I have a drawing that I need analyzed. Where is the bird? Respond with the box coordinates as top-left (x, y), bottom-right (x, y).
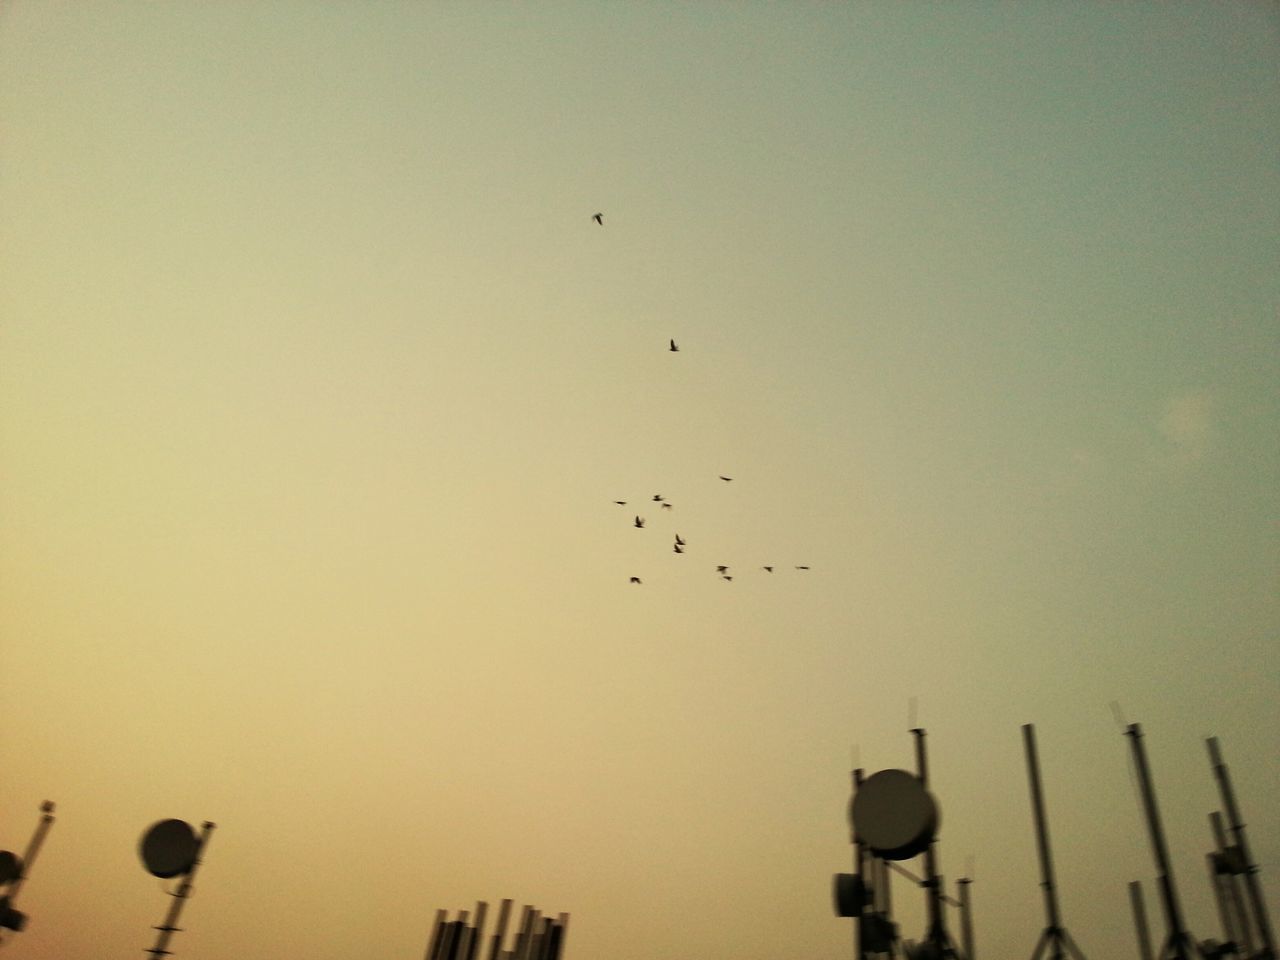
top-left (629, 576), bottom-right (642, 584)
top-left (614, 500), bottom-right (627, 505)
top-left (674, 534), bottom-right (685, 545)
top-left (653, 494), bottom-right (665, 502)
top-left (661, 502), bottom-right (673, 510)
top-left (669, 339), bottom-right (679, 352)
top-left (715, 565), bottom-right (729, 574)
top-left (634, 516), bottom-right (645, 528)
top-left (795, 565), bottom-right (810, 570)
top-left (721, 575), bottom-right (733, 582)
top-left (762, 566), bottom-right (774, 573)
top-left (718, 475), bottom-right (733, 482)
top-left (593, 213), bottom-right (603, 225)
top-left (674, 544), bottom-right (684, 554)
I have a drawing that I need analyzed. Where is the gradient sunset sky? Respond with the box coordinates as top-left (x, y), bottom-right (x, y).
top-left (1, 4), bottom-right (1277, 959)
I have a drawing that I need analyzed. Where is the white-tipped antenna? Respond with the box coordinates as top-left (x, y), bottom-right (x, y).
top-left (908, 696), bottom-right (919, 731)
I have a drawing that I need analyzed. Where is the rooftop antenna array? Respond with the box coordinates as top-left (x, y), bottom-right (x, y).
top-left (0, 800), bottom-right (56, 945)
top-left (425, 899), bottom-right (568, 960)
top-left (138, 818), bottom-right (215, 959)
top-left (1022, 724), bottom-right (1088, 960)
top-left (835, 724), bottom-right (967, 960)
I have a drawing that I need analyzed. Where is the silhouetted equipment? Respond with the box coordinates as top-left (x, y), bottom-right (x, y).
top-left (140, 820), bottom-right (200, 879)
top-left (957, 877), bottom-right (974, 960)
top-left (1130, 881), bottom-right (1155, 960)
top-left (1206, 737), bottom-right (1274, 959)
top-left (1208, 812), bottom-right (1252, 958)
top-left (1125, 724), bottom-right (1196, 960)
top-left (851, 769), bottom-right (938, 862)
top-left (139, 819), bottom-right (215, 959)
top-left (837, 729), bottom-right (962, 960)
top-left (425, 899), bottom-right (568, 960)
top-left (0, 800), bottom-right (56, 941)
top-left (1022, 724), bottom-right (1088, 960)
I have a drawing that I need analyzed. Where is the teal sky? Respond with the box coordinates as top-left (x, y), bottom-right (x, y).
top-left (1, 4), bottom-right (1277, 958)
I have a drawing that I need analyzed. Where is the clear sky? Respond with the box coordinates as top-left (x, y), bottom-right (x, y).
top-left (1, 3), bottom-right (1277, 959)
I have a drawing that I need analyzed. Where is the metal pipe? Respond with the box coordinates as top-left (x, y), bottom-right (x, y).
top-left (487, 900), bottom-right (513, 960)
top-left (1023, 725), bottom-right (1064, 940)
top-left (958, 877), bottom-right (974, 960)
top-left (425, 909), bottom-right (447, 960)
top-left (1129, 881), bottom-right (1153, 960)
top-left (1126, 724), bottom-right (1192, 960)
top-left (1208, 736), bottom-right (1275, 958)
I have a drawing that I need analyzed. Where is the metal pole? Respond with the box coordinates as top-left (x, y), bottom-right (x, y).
top-left (425, 909), bottom-right (447, 960)
top-left (958, 877), bottom-right (974, 960)
top-left (1023, 725), bottom-right (1064, 948)
top-left (145, 821), bottom-right (215, 960)
top-left (1207, 853), bottom-right (1238, 951)
top-left (1211, 812), bottom-right (1254, 957)
top-left (1208, 737), bottom-right (1275, 959)
top-left (5, 801), bottom-right (55, 903)
top-left (912, 728), bottom-right (947, 950)
top-left (1129, 881), bottom-right (1154, 960)
top-left (1126, 724), bottom-right (1192, 960)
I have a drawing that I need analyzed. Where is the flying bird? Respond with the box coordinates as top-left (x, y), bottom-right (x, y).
top-left (669, 339), bottom-right (679, 352)
top-left (795, 565), bottom-right (810, 570)
top-left (718, 476), bottom-right (733, 482)
top-left (715, 565), bottom-right (729, 574)
top-left (674, 534), bottom-right (685, 545)
top-left (762, 566), bottom-right (774, 573)
top-left (661, 502), bottom-right (673, 510)
top-left (614, 500), bottom-right (627, 505)
top-left (674, 544), bottom-right (684, 554)
top-left (593, 213), bottom-right (603, 225)
top-left (634, 516), bottom-right (645, 528)
top-left (721, 575), bottom-right (733, 582)
top-left (629, 576), bottom-right (642, 584)
top-left (653, 495), bottom-right (665, 502)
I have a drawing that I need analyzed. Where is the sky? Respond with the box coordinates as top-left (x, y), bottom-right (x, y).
top-left (1, 3), bottom-right (1277, 958)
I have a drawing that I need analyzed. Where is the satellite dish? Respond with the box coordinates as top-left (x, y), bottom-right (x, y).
top-left (0, 851), bottom-right (21, 885)
top-left (851, 768), bottom-right (939, 860)
top-left (139, 819), bottom-right (199, 878)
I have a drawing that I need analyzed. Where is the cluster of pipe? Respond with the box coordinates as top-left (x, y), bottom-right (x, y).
top-left (425, 900), bottom-right (568, 960)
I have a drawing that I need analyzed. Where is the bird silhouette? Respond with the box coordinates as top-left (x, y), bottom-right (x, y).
top-left (719, 475), bottom-right (733, 482)
top-left (674, 544), bottom-right (684, 554)
top-left (629, 576), bottom-right (642, 584)
top-left (762, 566), bottom-right (774, 573)
top-left (661, 502), bottom-right (673, 510)
top-left (634, 516), bottom-right (645, 528)
top-left (614, 500), bottom-right (627, 505)
top-left (653, 495), bottom-right (664, 502)
top-left (715, 565), bottom-right (729, 574)
top-left (593, 213), bottom-right (603, 225)
top-left (795, 565), bottom-right (810, 570)
top-left (674, 534), bottom-right (685, 545)
top-left (721, 575), bottom-right (733, 582)
top-left (669, 339), bottom-right (679, 352)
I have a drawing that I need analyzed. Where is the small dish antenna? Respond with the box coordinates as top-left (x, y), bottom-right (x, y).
top-left (139, 820), bottom-right (199, 879)
top-left (851, 768), bottom-right (939, 860)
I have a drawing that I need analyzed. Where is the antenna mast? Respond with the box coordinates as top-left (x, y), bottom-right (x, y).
top-left (1206, 737), bottom-right (1274, 959)
top-left (1022, 724), bottom-right (1087, 960)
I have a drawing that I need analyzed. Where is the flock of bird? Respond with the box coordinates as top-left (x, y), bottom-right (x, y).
top-left (595, 212), bottom-right (812, 586)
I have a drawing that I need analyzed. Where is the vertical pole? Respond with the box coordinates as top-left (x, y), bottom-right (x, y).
top-left (1023, 725), bottom-right (1064, 955)
top-left (468, 902), bottom-right (488, 960)
top-left (958, 877), bottom-right (974, 960)
top-left (913, 728), bottom-right (947, 951)
top-left (487, 900), bottom-right (513, 960)
top-left (5, 801), bottom-right (55, 903)
top-left (1126, 724), bottom-right (1191, 960)
top-left (146, 822), bottom-right (215, 960)
top-left (1207, 737), bottom-right (1275, 959)
top-left (853, 767), bottom-right (866, 960)
top-left (425, 909), bottom-right (447, 960)
top-left (1211, 812), bottom-right (1254, 957)
top-left (1129, 882), bottom-right (1154, 960)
